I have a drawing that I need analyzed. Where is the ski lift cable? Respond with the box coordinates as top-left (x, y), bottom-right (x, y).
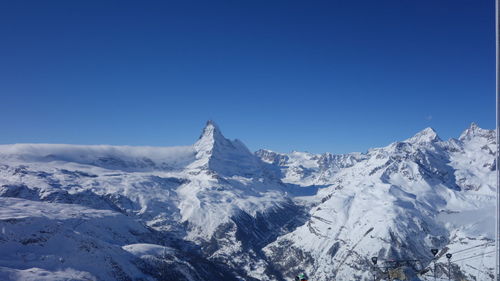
top-left (451, 247), bottom-right (494, 258)
top-left (451, 241), bottom-right (495, 255)
top-left (453, 251), bottom-right (495, 263)
top-left (453, 241), bottom-right (494, 254)
top-left (418, 242), bottom-right (494, 265)
top-left (456, 254), bottom-right (495, 264)
top-left (451, 250), bottom-right (496, 263)
top-left (478, 242), bottom-right (489, 280)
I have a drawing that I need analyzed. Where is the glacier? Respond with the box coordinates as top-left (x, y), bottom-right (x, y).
top-left (0, 121), bottom-right (495, 281)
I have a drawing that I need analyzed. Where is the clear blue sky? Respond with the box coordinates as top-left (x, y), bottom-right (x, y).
top-left (0, 0), bottom-right (494, 154)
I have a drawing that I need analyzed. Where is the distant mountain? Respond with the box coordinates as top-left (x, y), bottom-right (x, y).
top-left (0, 122), bottom-right (495, 281)
top-left (260, 124), bottom-right (496, 280)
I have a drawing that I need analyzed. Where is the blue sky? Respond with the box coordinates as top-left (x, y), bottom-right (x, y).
top-left (0, 0), bottom-right (494, 154)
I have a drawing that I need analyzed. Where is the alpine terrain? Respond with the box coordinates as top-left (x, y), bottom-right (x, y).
top-left (0, 121), bottom-right (495, 281)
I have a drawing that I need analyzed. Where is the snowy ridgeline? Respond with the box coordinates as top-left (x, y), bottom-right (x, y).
top-left (0, 121), bottom-right (496, 281)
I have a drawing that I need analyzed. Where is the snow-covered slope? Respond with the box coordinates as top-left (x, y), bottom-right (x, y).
top-left (0, 121), bottom-right (495, 281)
top-left (255, 149), bottom-right (366, 186)
top-left (262, 124), bottom-right (496, 281)
top-left (0, 197), bottom-right (238, 281)
top-left (0, 121), bottom-right (300, 281)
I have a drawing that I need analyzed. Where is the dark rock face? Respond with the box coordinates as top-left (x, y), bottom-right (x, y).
top-left (265, 239), bottom-right (315, 280)
top-left (198, 201), bottom-right (308, 281)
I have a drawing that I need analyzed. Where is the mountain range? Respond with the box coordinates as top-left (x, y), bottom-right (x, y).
top-left (0, 121), bottom-right (495, 281)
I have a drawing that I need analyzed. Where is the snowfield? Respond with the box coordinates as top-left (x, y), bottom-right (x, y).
top-left (0, 121), bottom-right (496, 281)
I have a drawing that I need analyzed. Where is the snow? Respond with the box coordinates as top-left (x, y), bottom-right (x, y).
top-left (0, 196), bottom-right (120, 220)
top-left (263, 124), bottom-right (496, 281)
top-left (437, 205), bottom-right (495, 238)
top-left (0, 121), bottom-right (496, 281)
top-left (255, 149), bottom-right (366, 186)
top-left (122, 243), bottom-right (175, 258)
top-left (0, 143), bottom-right (195, 171)
top-left (0, 197), bottom-right (153, 281)
top-left (0, 267), bottom-right (97, 281)
top-left (189, 120), bottom-right (266, 177)
top-left (405, 127), bottom-right (441, 144)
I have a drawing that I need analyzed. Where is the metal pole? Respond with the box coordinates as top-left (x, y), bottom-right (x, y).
top-left (448, 259), bottom-right (451, 281)
top-left (496, 0), bottom-right (500, 270)
top-left (497, 0), bottom-right (500, 278)
top-left (434, 259), bottom-right (437, 281)
top-left (446, 254), bottom-right (453, 281)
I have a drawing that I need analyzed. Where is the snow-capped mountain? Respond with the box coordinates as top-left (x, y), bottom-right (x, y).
top-left (0, 121), bottom-right (299, 281)
top-left (255, 149), bottom-right (366, 186)
top-left (189, 120), bottom-right (268, 178)
top-left (0, 121), bottom-right (496, 281)
top-left (261, 124), bottom-right (496, 281)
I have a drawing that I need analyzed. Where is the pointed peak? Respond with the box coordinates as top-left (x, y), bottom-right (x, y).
top-left (420, 127), bottom-right (438, 135)
top-left (405, 127), bottom-right (441, 144)
top-left (205, 120), bottom-right (219, 129)
top-left (459, 122), bottom-right (494, 141)
top-left (194, 121), bottom-right (227, 156)
top-left (190, 121), bottom-right (263, 177)
top-left (198, 120), bottom-right (224, 140)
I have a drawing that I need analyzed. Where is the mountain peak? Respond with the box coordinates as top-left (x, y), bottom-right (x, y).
top-left (405, 127), bottom-right (441, 144)
top-left (198, 120), bottom-right (223, 141)
top-left (194, 120), bottom-right (227, 159)
top-left (191, 121), bottom-right (263, 177)
top-left (205, 119), bottom-right (219, 130)
top-left (459, 122), bottom-right (494, 141)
